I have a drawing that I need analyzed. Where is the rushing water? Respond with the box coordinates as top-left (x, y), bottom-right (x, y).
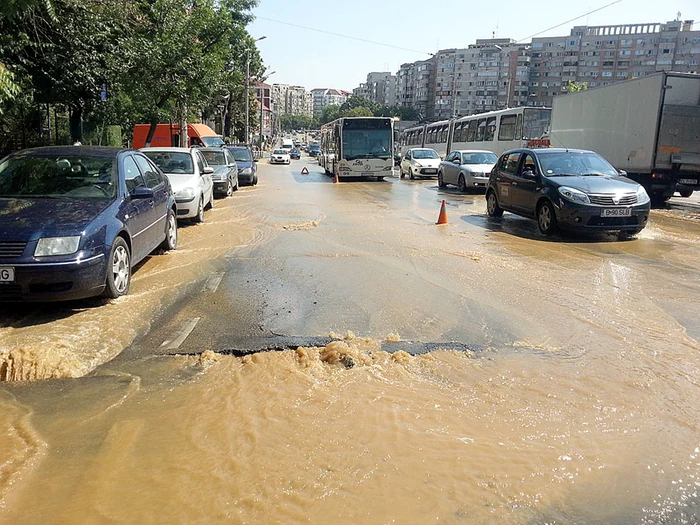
top-left (1, 167), bottom-right (700, 522)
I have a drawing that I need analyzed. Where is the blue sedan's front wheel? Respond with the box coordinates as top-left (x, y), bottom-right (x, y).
top-left (104, 237), bottom-right (131, 299)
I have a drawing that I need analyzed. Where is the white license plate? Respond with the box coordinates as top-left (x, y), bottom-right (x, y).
top-left (361, 172), bottom-right (374, 177)
top-left (679, 178), bottom-right (698, 185)
top-left (0, 267), bottom-right (15, 282)
top-left (424, 169), bottom-right (437, 174)
top-left (601, 208), bottom-right (632, 217)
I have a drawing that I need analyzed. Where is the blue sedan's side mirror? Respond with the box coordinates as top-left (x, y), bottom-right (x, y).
top-left (131, 186), bottom-right (154, 199)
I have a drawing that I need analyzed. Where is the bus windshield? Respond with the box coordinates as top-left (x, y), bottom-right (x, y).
top-left (523, 109), bottom-right (551, 140)
top-left (342, 119), bottom-right (393, 160)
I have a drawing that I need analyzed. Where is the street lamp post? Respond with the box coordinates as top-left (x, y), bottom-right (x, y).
top-left (259, 71), bottom-right (276, 152)
top-left (245, 36), bottom-right (267, 145)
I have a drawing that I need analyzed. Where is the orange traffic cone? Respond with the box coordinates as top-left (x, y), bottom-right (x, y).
top-left (334, 173), bottom-right (339, 184)
top-left (436, 200), bottom-right (448, 225)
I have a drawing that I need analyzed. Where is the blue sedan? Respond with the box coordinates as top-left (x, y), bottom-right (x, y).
top-left (0, 146), bottom-right (178, 302)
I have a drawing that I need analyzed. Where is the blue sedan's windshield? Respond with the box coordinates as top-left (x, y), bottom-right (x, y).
top-left (0, 155), bottom-right (117, 199)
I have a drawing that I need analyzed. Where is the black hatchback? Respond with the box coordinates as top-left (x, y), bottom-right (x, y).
top-left (485, 148), bottom-right (651, 236)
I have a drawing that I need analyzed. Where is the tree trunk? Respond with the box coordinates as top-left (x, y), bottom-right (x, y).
top-left (145, 116), bottom-right (159, 147)
top-left (223, 93), bottom-right (234, 139)
top-left (69, 106), bottom-right (83, 143)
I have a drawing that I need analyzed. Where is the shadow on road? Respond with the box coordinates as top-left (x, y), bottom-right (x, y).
top-left (461, 214), bottom-right (639, 244)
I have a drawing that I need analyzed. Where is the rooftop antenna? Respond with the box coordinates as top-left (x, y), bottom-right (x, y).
top-left (676, 11), bottom-right (681, 21)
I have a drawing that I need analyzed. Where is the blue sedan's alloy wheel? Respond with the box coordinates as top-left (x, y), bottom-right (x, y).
top-left (160, 209), bottom-right (178, 251)
top-left (104, 237), bottom-right (131, 299)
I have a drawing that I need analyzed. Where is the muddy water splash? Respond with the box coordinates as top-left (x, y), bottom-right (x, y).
top-left (2, 334), bottom-right (699, 523)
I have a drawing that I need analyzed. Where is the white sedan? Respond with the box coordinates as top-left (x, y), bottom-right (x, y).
top-left (400, 148), bottom-right (441, 180)
top-left (270, 149), bottom-right (291, 165)
top-left (141, 147), bottom-right (214, 223)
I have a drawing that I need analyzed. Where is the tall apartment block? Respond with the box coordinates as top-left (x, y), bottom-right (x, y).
top-left (375, 19), bottom-right (699, 121)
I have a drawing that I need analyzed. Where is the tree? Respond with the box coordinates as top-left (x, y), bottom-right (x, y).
top-left (339, 95), bottom-right (378, 114)
top-left (340, 106), bottom-right (372, 118)
top-left (320, 104), bottom-right (340, 124)
top-left (565, 80), bottom-right (588, 93)
top-left (280, 114), bottom-right (318, 131)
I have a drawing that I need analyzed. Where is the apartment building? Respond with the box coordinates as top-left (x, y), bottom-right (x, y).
top-left (353, 72), bottom-right (397, 106)
top-left (310, 88), bottom-right (351, 118)
top-left (396, 58), bottom-right (435, 120)
top-left (379, 19), bottom-right (698, 121)
top-left (530, 19), bottom-right (699, 106)
top-left (271, 84), bottom-right (312, 117)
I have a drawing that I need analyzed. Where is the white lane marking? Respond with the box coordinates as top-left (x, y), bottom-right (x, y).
top-left (160, 318), bottom-right (201, 350)
top-left (202, 272), bottom-right (225, 293)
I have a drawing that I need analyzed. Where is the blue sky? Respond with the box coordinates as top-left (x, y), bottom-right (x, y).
top-left (248, 0), bottom-right (698, 91)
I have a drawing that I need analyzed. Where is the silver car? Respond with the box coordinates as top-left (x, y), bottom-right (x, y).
top-left (141, 147), bottom-right (214, 223)
top-left (438, 150), bottom-right (498, 192)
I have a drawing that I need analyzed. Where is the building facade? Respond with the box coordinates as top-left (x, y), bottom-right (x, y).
top-left (310, 88), bottom-right (351, 118)
top-left (354, 72), bottom-right (396, 107)
top-left (271, 84), bottom-right (313, 117)
top-left (374, 19), bottom-right (698, 121)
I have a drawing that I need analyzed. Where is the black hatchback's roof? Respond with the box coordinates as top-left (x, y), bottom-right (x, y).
top-left (8, 146), bottom-right (131, 158)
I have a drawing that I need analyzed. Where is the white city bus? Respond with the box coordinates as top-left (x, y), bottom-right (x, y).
top-left (320, 117), bottom-right (394, 180)
top-left (399, 107), bottom-right (552, 159)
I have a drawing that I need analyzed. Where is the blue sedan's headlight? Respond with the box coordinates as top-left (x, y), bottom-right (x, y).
top-left (35, 236), bottom-right (81, 257)
top-left (558, 186), bottom-right (591, 204)
top-left (241, 168), bottom-right (253, 175)
top-left (636, 186), bottom-right (650, 205)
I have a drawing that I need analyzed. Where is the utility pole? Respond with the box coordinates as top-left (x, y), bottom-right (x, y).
top-left (245, 36), bottom-right (267, 145)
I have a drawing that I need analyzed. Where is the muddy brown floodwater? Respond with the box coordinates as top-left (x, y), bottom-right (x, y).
top-left (1, 164), bottom-right (700, 523)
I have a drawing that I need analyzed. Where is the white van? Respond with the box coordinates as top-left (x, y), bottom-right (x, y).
top-left (281, 139), bottom-right (294, 151)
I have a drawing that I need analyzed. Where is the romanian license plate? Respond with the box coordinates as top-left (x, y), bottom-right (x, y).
top-left (0, 267), bottom-right (15, 282)
top-left (424, 169), bottom-right (437, 174)
top-left (679, 178), bottom-right (697, 185)
top-left (361, 172), bottom-right (374, 177)
top-left (601, 208), bottom-right (632, 217)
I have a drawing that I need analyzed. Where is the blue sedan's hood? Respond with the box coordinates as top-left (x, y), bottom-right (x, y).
top-left (548, 175), bottom-right (640, 193)
top-left (0, 198), bottom-right (111, 241)
top-left (236, 161), bottom-right (253, 169)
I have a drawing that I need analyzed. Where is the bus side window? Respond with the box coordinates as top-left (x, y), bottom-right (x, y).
top-left (498, 115), bottom-right (517, 141)
top-left (516, 113), bottom-right (523, 140)
top-left (485, 117), bottom-right (496, 142)
top-left (467, 120), bottom-right (477, 142)
top-left (476, 119), bottom-right (486, 142)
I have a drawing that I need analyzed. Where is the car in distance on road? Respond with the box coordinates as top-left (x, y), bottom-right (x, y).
top-left (200, 147), bottom-right (238, 197)
top-left (289, 148), bottom-right (301, 160)
top-left (0, 146), bottom-right (178, 301)
top-left (486, 148), bottom-right (651, 236)
top-left (439, 150), bottom-right (498, 192)
top-left (270, 149), bottom-right (291, 165)
top-left (224, 145), bottom-right (258, 186)
top-left (141, 147), bottom-right (214, 223)
top-left (400, 148), bottom-right (441, 180)
top-left (308, 144), bottom-right (320, 157)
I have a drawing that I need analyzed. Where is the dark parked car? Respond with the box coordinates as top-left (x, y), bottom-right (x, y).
top-left (308, 145), bottom-right (320, 157)
top-left (224, 145), bottom-right (258, 186)
top-left (201, 147), bottom-right (238, 197)
top-left (290, 148), bottom-right (301, 160)
top-left (485, 148), bottom-right (651, 236)
top-left (0, 146), bottom-right (178, 301)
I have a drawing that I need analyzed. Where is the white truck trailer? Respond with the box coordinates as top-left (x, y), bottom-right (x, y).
top-left (549, 72), bottom-right (700, 204)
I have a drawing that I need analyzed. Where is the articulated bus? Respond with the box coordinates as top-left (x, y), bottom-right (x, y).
top-left (319, 117), bottom-right (394, 180)
top-left (400, 107), bottom-right (552, 159)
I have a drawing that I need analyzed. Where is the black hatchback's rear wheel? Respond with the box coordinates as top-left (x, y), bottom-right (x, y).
top-left (104, 237), bottom-right (131, 299)
top-left (679, 189), bottom-right (693, 198)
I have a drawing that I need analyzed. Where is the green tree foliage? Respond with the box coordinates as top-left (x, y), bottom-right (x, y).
top-left (565, 80), bottom-right (588, 93)
top-left (320, 104), bottom-right (340, 124)
top-left (0, 0), bottom-right (261, 146)
top-left (279, 114), bottom-right (318, 131)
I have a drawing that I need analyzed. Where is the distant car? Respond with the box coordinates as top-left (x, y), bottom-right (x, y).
top-left (290, 148), bottom-right (301, 160)
top-left (224, 145), bottom-right (258, 186)
top-left (308, 145), bottom-right (320, 157)
top-left (0, 146), bottom-right (178, 301)
top-left (200, 147), bottom-right (238, 197)
top-left (270, 149), bottom-right (291, 165)
top-left (141, 147), bottom-right (214, 223)
top-left (486, 148), bottom-right (651, 236)
top-left (439, 150), bottom-right (498, 192)
top-left (400, 148), bottom-right (441, 179)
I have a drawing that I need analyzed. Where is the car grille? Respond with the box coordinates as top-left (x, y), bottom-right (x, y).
top-left (588, 193), bottom-right (637, 206)
top-left (0, 284), bottom-right (23, 301)
top-left (586, 216), bottom-right (640, 227)
top-left (0, 242), bottom-right (27, 258)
